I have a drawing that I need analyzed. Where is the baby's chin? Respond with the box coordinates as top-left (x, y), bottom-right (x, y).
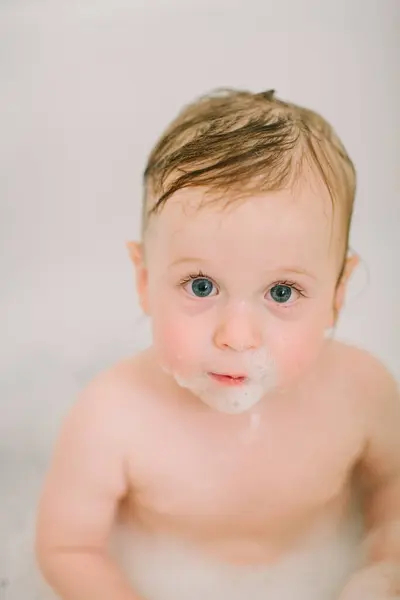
top-left (172, 372), bottom-right (274, 415)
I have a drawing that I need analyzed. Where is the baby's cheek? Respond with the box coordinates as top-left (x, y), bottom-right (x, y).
top-left (269, 323), bottom-right (326, 384)
top-left (151, 309), bottom-right (207, 373)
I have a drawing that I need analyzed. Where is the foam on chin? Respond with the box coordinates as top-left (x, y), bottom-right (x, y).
top-left (169, 348), bottom-right (278, 415)
top-left (174, 373), bottom-right (267, 414)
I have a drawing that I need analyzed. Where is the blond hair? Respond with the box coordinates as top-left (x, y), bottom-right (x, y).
top-left (142, 88), bottom-right (356, 253)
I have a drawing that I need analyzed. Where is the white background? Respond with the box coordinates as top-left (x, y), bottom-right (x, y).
top-left (1, 0), bottom-right (399, 462)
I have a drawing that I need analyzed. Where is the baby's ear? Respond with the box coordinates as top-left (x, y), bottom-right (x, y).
top-left (127, 241), bottom-right (143, 267)
top-left (126, 241), bottom-right (150, 314)
top-left (332, 253), bottom-right (359, 324)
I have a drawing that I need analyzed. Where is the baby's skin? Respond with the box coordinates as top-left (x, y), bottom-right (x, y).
top-left (36, 182), bottom-right (400, 600)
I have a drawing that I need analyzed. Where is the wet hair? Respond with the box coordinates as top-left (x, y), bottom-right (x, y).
top-left (142, 88), bottom-right (356, 256)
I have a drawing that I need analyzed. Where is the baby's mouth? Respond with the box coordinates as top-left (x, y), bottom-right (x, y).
top-left (208, 372), bottom-right (248, 386)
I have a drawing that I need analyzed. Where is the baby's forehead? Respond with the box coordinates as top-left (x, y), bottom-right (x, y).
top-left (150, 184), bottom-right (335, 250)
top-left (145, 184), bottom-right (341, 278)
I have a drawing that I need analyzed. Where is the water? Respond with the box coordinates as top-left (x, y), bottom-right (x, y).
top-left (110, 516), bottom-right (363, 600)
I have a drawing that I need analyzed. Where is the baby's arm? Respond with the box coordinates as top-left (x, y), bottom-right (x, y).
top-left (358, 360), bottom-right (400, 566)
top-left (35, 372), bottom-right (144, 600)
top-left (339, 356), bottom-right (400, 599)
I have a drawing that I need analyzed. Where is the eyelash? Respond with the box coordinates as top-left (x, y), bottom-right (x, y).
top-left (178, 271), bottom-right (214, 287)
top-left (178, 271), bottom-right (306, 298)
top-left (272, 280), bottom-right (306, 297)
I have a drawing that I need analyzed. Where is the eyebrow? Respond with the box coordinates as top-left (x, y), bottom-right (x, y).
top-left (169, 257), bottom-right (209, 268)
top-left (169, 258), bottom-right (317, 280)
top-left (275, 267), bottom-right (317, 280)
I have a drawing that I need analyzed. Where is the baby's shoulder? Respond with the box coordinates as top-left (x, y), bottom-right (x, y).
top-left (66, 349), bottom-right (159, 433)
top-left (328, 340), bottom-right (398, 410)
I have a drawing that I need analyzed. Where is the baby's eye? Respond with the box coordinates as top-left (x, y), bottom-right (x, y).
top-left (185, 277), bottom-right (217, 298)
top-left (267, 284), bottom-right (300, 305)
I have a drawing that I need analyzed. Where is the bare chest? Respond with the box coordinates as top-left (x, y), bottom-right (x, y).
top-left (127, 400), bottom-right (363, 535)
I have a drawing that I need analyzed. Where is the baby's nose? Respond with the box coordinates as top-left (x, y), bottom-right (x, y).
top-left (213, 303), bottom-right (263, 352)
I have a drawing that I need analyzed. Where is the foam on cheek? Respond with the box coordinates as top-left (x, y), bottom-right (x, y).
top-left (323, 328), bottom-right (334, 340)
top-left (243, 347), bottom-right (277, 382)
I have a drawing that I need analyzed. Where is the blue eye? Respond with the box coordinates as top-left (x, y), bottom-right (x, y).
top-left (269, 284), bottom-right (293, 304)
top-left (190, 278), bottom-right (215, 298)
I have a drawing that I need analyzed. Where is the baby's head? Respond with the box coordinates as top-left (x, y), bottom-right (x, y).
top-left (129, 89), bottom-right (358, 414)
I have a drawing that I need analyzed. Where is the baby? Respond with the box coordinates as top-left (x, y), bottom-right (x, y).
top-left (35, 89), bottom-right (400, 600)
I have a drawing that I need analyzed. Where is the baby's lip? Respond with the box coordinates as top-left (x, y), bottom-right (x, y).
top-left (208, 372), bottom-right (248, 385)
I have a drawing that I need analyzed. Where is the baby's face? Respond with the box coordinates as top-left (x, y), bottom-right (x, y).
top-left (136, 176), bottom-right (350, 414)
